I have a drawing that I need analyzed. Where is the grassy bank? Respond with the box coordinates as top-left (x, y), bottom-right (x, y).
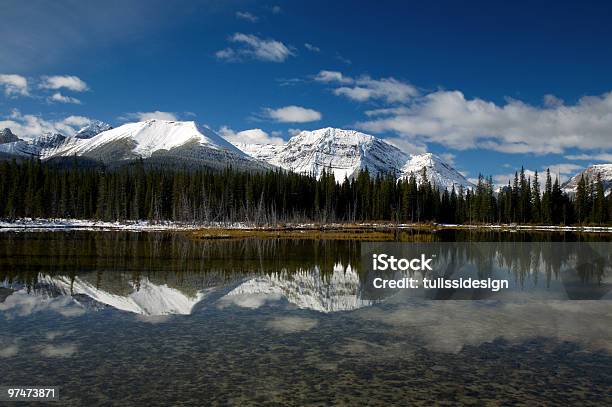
top-left (191, 222), bottom-right (612, 241)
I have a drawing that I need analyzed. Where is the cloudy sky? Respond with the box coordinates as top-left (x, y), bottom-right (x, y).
top-left (1, 0), bottom-right (612, 184)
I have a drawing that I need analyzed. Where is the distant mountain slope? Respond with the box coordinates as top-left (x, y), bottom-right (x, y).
top-left (235, 127), bottom-right (473, 190)
top-left (74, 120), bottom-right (112, 139)
top-left (0, 120), bottom-right (268, 171)
top-left (400, 153), bottom-right (474, 190)
top-left (0, 132), bottom-right (67, 158)
top-left (259, 127), bottom-right (410, 180)
top-left (0, 128), bottom-right (20, 144)
top-left (50, 120), bottom-right (244, 160)
top-left (562, 164), bottom-right (612, 195)
top-left (219, 264), bottom-right (373, 312)
top-left (233, 142), bottom-right (284, 162)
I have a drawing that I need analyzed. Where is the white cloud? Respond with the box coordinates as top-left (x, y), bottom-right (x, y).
top-left (122, 111), bottom-right (178, 121)
top-left (0, 109), bottom-right (93, 139)
top-left (50, 92), bottom-right (81, 104)
top-left (264, 105), bottom-right (322, 123)
top-left (62, 115), bottom-right (91, 127)
top-left (492, 169), bottom-right (536, 186)
top-left (365, 106), bottom-right (411, 116)
top-left (439, 152), bottom-right (456, 166)
top-left (384, 137), bottom-right (427, 155)
top-left (0, 289), bottom-right (85, 318)
top-left (335, 77), bottom-right (418, 103)
top-left (271, 5), bottom-right (281, 14)
top-left (314, 70), bottom-right (352, 84)
top-left (236, 11), bottom-right (258, 22)
top-left (493, 164), bottom-right (581, 186)
top-left (544, 163), bottom-right (584, 180)
top-left (0, 74), bottom-right (29, 96)
top-left (288, 128), bottom-right (302, 136)
top-left (216, 33), bottom-right (294, 63)
top-left (314, 70), bottom-right (418, 103)
top-left (304, 43), bottom-right (320, 52)
top-left (356, 90), bottom-right (612, 155)
top-left (219, 126), bottom-right (285, 145)
top-left (40, 75), bottom-right (88, 92)
top-left (565, 152), bottom-right (612, 162)
top-left (217, 293), bottom-right (282, 309)
top-left (335, 54), bottom-right (352, 65)
top-left (215, 48), bottom-right (236, 60)
top-left (543, 94), bottom-right (564, 107)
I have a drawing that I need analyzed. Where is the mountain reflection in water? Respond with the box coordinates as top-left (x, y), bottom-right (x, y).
top-left (0, 231), bottom-right (611, 406)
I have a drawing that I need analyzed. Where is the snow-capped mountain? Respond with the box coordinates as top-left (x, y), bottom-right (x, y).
top-left (2, 274), bottom-right (207, 316)
top-left (46, 275), bottom-right (207, 315)
top-left (0, 139), bottom-right (38, 157)
top-left (562, 164), bottom-right (612, 195)
top-left (51, 120), bottom-right (243, 159)
top-left (400, 153), bottom-right (474, 190)
top-left (0, 119), bottom-right (268, 170)
top-left (234, 142), bottom-right (284, 162)
top-left (0, 132), bottom-right (68, 158)
top-left (0, 128), bottom-right (20, 144)
top-left (2, 265), bottom-right (377, 315)
top-left (33, 133), bottom-right (67, 149)
top-left (74, 120), bottom-right (112, 139)
top-left (263, 127), bottom-right (410, 180)
top-left (222, 263), bottom-right (373, 313)
top-left (235, 128), bottom-right (473, 190)
top-left (0, 122), bottom-right (470, 188)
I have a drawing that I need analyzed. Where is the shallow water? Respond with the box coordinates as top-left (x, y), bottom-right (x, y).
top-left (1, 231), bottom-right (611, 406)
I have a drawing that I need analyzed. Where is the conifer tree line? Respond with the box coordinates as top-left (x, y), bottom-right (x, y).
top-left (0, 159), bottom-right (611, 225)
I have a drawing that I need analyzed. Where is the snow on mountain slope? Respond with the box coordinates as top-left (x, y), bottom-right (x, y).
top-left (0, 133), bottom-right (68, 158)
top-left (562, 164), bottom-right (612, 195)
top-left (234, 143), bottom-right (284, 162)
top-left (52, 119), bottom-right (245, 160)
top-left (400, 153), bottom-right (474, 191)
top-left (0, 140), bottom-right (40, 157)
top-left (74, 120), bottom-right (112, 139)
top-left (0, 128), bottom-right (20, 144)
top-left (3, 274), bottom-right (207, 315)
top-left (239, 127), bottom-right (473, 189)
top-left (222, 263), bottom-right (373, 313)
top-left (266, 127), bottom-right (409, 181)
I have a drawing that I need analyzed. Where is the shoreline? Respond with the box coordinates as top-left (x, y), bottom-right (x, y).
top-left (2, 218), bottom-right (612, 235)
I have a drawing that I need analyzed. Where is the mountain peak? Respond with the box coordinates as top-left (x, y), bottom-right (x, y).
top-left (33, 133), bottom-right (67, 148)
top-left (75, 120), bottom-right (112, 139)
top-left (236, 127), bottom-right (473, 189)
top-left (562, 163), bottom-right (612, 195)
top-left (0, 128), bottom-right (20, 144)
top-left (400, 152), bottom-right (473, 190)
top-left (54, 119), bottom-right (245, 160)
top-left (270, 127), bottom-right (408, 180)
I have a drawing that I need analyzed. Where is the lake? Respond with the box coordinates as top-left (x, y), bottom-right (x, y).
top-left (1, 230), bottom-right (611, 405)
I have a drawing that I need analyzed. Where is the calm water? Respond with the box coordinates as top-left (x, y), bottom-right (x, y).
top-left (1, 230), bottom-right (611, 406)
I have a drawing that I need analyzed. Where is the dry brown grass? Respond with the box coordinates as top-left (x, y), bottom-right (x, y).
top-left (191, 223), bottom-right (444, 241)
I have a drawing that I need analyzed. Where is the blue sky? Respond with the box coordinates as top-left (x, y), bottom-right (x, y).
top-left (1, 0), bottom-right (612, 184)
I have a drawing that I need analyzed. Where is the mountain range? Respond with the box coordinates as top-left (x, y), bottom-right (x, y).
top-left (0, 119), bottom-right (610, 192)
top-left (0, 119), bottom-right (266, 171)
top-left (561, 164), bottom-right (612, 195)
top-left (1, 264), bottom-right (372, 315)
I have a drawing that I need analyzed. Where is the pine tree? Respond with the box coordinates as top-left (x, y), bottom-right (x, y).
top-left (531, 171), bottom-right (541, 223)
top-left (593, 173), bottom-right (606, 225)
